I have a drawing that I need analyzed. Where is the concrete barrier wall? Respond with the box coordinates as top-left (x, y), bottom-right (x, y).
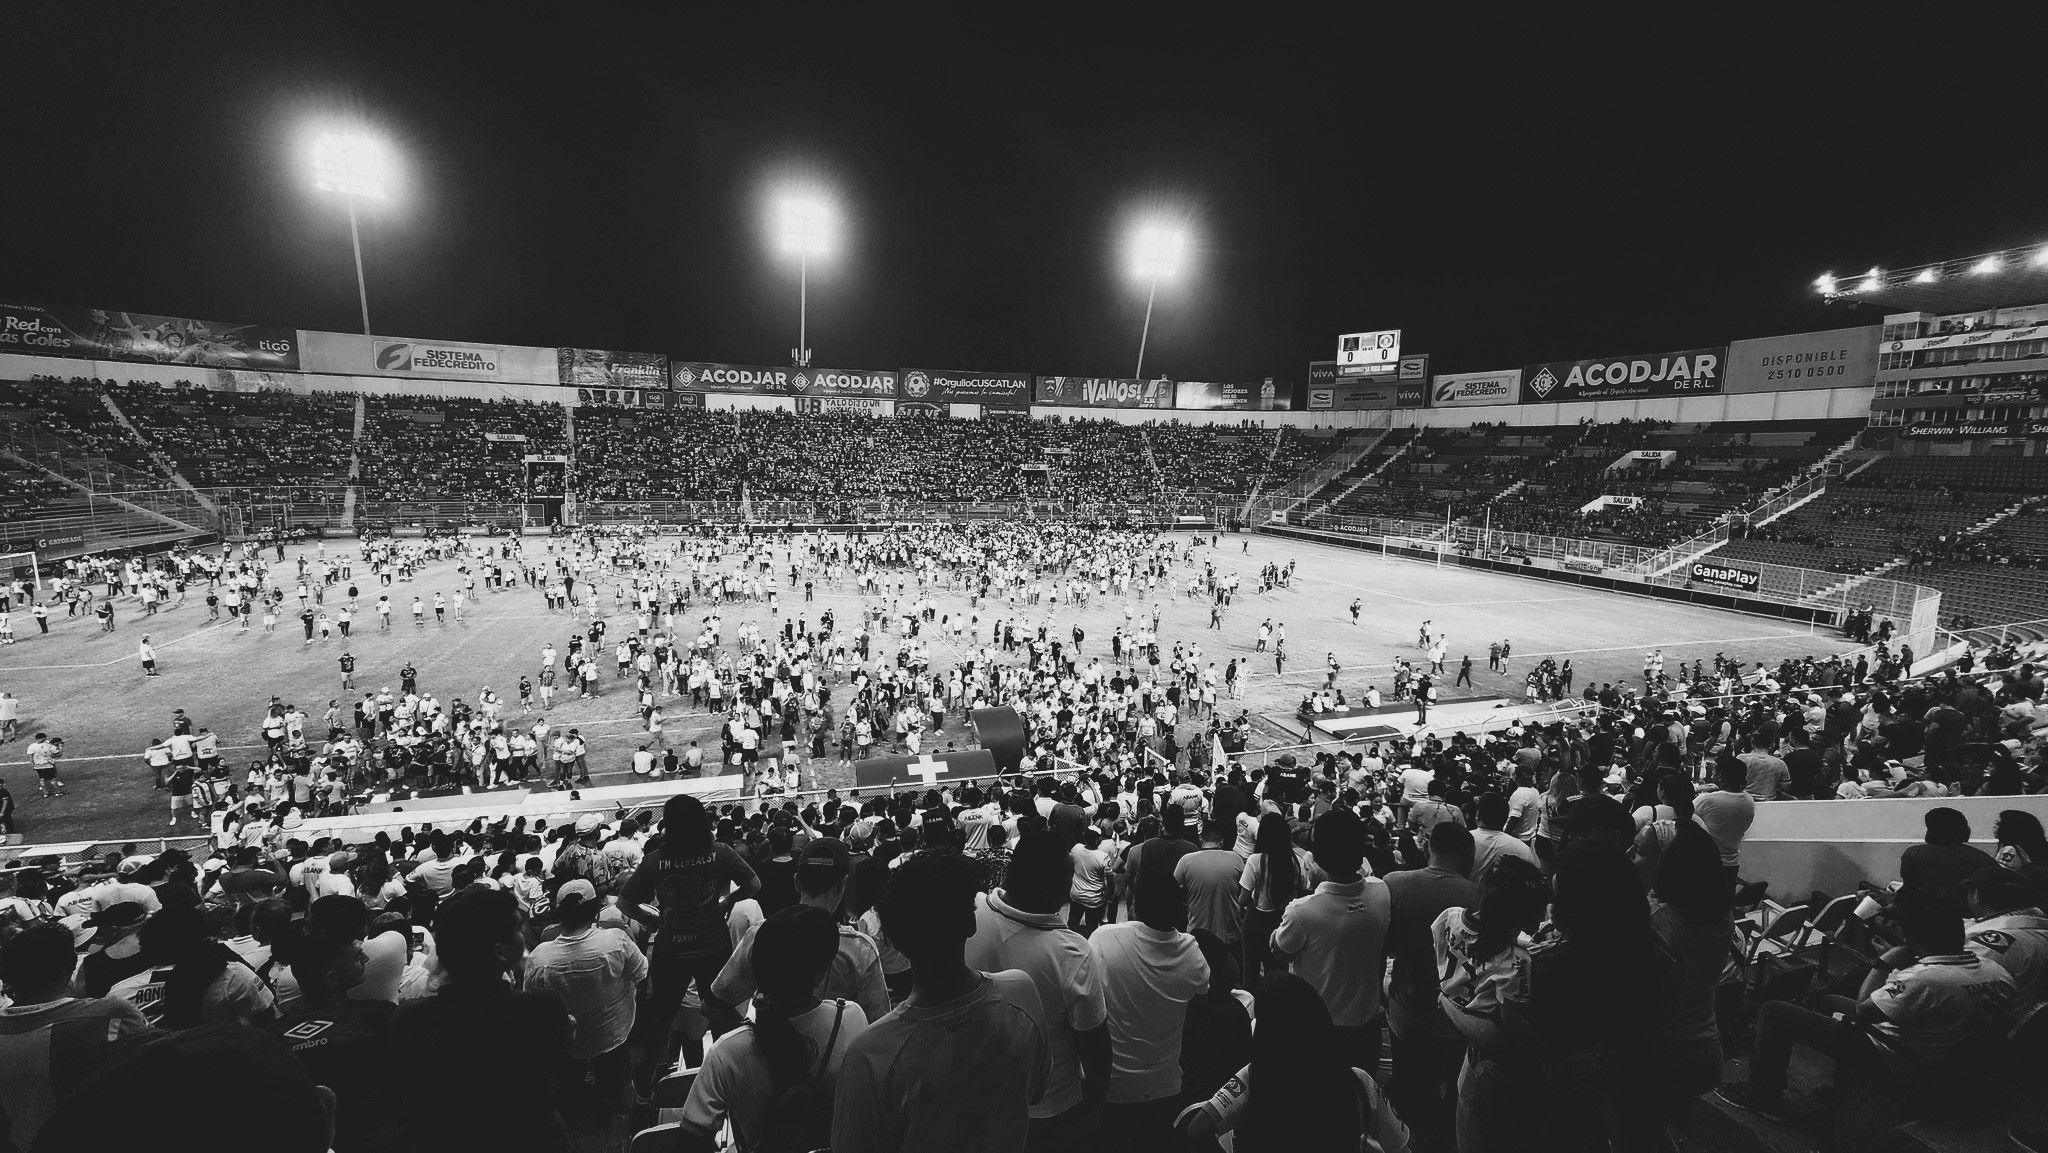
top-left (1740, 793), bottom-right (2048, 900)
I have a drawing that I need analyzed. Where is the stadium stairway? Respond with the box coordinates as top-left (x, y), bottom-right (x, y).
top-left (342, 395), bottom-right (366, 530)
top-left (98, 392), bottom-right (219, 518)
top-left (1272, 428), bottom-right (1390, 515)
top-left (1136, 425), bottom-right (1164, 486)
top-left (1800, 556), bottom-right (1905, 605)
top-left (1314, 429), bottom-right (1419, 516)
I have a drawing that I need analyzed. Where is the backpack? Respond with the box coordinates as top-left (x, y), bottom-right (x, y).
top-left (743, 998), bottom-right (846, 1153)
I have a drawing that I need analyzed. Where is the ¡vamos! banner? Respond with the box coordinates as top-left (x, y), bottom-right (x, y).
top-left (1034, 376), bottom-right (1173, 408)
top-left (0, 302), bottom-right (301, 370)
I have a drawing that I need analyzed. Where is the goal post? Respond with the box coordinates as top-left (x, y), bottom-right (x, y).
top-left (0, 552), bottom-right (40, 596)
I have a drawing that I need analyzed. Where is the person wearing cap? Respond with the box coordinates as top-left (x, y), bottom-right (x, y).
top-left (711, 836), bottom-right (889, 1025)
top-left (74, 902), bottom-right (154, 998)
top-left (0, 921), bottom-right (154, 1151)
top-left (1269, 808), bottom-right (1392, 1074)
top-left (524, 877), bottom-right (648, 1124)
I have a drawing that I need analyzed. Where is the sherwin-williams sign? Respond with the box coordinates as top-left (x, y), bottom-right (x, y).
top-left (671, 362), bottom-right (896, 396)
top-left (1725, 326), bottom-right (1878, 394)
top-left (1521, 348), bottom-right (1725, 404)
top-left (0, 302), bottom-right (300, 370)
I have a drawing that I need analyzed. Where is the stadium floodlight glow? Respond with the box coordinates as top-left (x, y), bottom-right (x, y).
top-left (1815, 273), bottom-right (1837, 295)
top-left (308, 129), bottom-right (393, 336)
top-left (1125, 218), bottom-right (1192, 380)
top-left (1859, 268), bottom-right (1882, 293)
top-left (771, 191), bottom-right (840, 368)
top-left (2034, 246), bottom-right (2048, 267)
top-left (1915, 268), bottom-right (1939, 284)
top-left (1972, 256), bottom-right (2003, 276)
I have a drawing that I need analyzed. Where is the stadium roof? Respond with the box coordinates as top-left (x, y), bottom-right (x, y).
top-left (1817, 241), bottom-right (2048, 317)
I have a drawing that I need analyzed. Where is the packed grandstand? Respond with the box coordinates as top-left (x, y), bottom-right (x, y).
top-left (0, 296), bottom-right (2043, 1153)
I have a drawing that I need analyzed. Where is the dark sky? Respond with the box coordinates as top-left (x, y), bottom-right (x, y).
top-left (4, 10), bottom-right (2043, 386)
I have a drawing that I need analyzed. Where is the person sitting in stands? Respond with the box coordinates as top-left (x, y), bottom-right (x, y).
top-left (1718, 888), bottom-right (2014, 1119)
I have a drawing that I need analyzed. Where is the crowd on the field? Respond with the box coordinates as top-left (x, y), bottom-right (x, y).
top-left (3, 515), bottom-right (2047, 1153)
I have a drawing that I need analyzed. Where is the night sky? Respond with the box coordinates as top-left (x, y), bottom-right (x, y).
top-left (4, 11), bottom-right (2041, 392)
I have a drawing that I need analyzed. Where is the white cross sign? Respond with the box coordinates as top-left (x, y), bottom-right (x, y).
top-left (904, 755), bottom-right (950, 787)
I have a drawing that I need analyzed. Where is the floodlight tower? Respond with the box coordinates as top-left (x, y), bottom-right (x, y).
top-left (1126, 219), bottom-right (1190, 380)
top-left (309, 131), bottom-right (391, 336)
top-left (774, 192), bottom-right (839, 368)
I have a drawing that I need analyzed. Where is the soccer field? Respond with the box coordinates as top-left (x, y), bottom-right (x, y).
top-left (0, 530), bottom-right (1857, 847)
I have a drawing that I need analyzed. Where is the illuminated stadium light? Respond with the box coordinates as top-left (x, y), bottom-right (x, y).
top-left (307, 128), bottom-right (394, 335)
top-left (1125, 217), bottom-right (1193, 380)
top-left (310, 132), bottom-right (391, 200)
top-left (2035, 246), bottom-right (2048, 267)
top-left (769, 188), bottom-right (841, 367)
top-left (1814, 273), bottom-right (1837, 295)
top-left (1915, 268), bottom-right (1938, 284)
top-left (1972, 255), bottom-right (2003, 276)
top-left (1858, 268), bottom-right (1882, 293)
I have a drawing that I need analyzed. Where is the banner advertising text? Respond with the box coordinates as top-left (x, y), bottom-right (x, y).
top-left (0, 302), bottom-right (300, 370)
top-left (1429, 369), bottom-right (1521, 408)
top-left (671, 362), bottom-right (896, 397)
top-left (896, 369), bottom-right (1031, 408)
top-left (1687, 561), bottom-right (1761, 592)
top-left (1173, 379), bottom-right (1272, 410)
top-left (796, 395), bottom-right (893, 416)
top-left (1725, 326), bottom-right (1878, 395)
top-left (1521, 347), bottom-right (1726, 404)
top-left (1305, 379), bottom-right (1399, 410)
top-left (1034, 376), bottom-right (1173, 408)
top-left (1899, 420), bottom-right (2048, 439)
top-left (557, 348), bottom-right (670, 390)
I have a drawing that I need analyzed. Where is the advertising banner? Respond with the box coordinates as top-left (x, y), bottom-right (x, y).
top-left (1306, 379), bottom-right (1399, 410)
top-left (1429, 369), bottom-right (1521, 408)
top-left (1308, 360), bottom-right (1338, 388)
top-left (1885, 322), bottom-right (2048, 354)
top-left (1725, 326), bottom-right (1878, 394)
top-left (1898, 420), bottom-right (2048, 439)
top-left (897, 369), bottom-right (1031, 409)
top-left (482, 432), bottom-right (528, 443)
top-left (0, 302), bottom-right (300, 370)
top-left (1034, 376), bottom-right (1173, 408)
top-left (1521, 347), bottom-right (1725, 404)
top-left (297, 330), bottom-right (558, 384)
top-left (796, 396), bottom-right (894, 416)
top-left (853, 749), bottom-right (1000, 790)
top-left (895, 401), bottom-right (947, 417)
top-left (1687, 560), bottom-right (1761, 593)
top-left (575, 386), bottom-right (674, 409)
top-left (671, 362), bottom-right (896, 397)
top-left (672, 391), bottom-right (706, 409)
top-left (1173, 379), bottom-right (1272, 410)
top-left (557, 348), bottom-right (670, 390)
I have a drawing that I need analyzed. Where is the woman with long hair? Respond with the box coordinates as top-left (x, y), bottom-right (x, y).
top-left (1533, 769), bottom-right (1580, 873)
top-left (1625, 821), bottom-right (1733, 1152)
top-left (619, 792), bottom-right (761, 1095)
top-left (1629, 773), bottom-right (1698, 890)
top-left (1237, 812), bottom-right (1303, 981)
top-left (1184, 972), bottom-right (1411, 1153)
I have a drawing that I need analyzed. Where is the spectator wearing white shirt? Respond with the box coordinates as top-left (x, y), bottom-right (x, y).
top-left (1088, 870), bottom-right (1210, 1152)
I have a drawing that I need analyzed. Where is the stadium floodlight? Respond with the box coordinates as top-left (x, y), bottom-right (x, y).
top-left (1915, 268), bottom-right (1939, 284)
top-left (772, 191), bottom-right (839, 368)
top-left (2034, 247), bottom-right (2048, 267)
top-left (1972, 255), bottom-right (2003, 276)
top-left (1859, 268), bottom-right (1882, 293)
top-left (1814, 273), bottom-right (1837, 295)
top-left (308, 130), bottom-right (392, 335)
top-left (1125, 219), bottom-right (1191, 380)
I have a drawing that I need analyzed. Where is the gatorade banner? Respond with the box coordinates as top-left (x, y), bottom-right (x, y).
top-left (0, 301), bottom-right (300, 370)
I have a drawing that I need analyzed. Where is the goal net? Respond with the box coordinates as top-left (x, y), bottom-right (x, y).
top-left (0, 552), bottom-right (40, 598)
